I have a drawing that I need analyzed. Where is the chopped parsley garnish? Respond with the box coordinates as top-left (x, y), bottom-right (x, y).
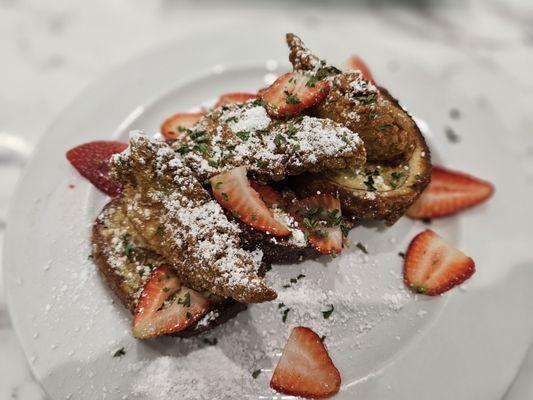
top-left (379, 124), bottom-right (394, 131)
top-left (221, 192), bottom-right (229, 201)
top-left (282, 308), bottom-right (290, 323)
top-left (87, 254), bottom-right (93, 260)
top-left (162, 287), bottom-right (170, 292)
top-left (422, 218), bottom-right (432, 225)
top-left (356, 242), bottom-right (368, 254)
top-left (320, 335), bottom-right (326, 342)
top-left (322, 304), bottom-right (334, 319)
top-left (252, 369), bottom-right (262, 379)
top-left (278, 302), bottom-right (285, 309)
top-left (355, 93), bottom-right (377, 105)
top-left (273, 133), bottom-right (287, 146)
top-left (186, 311), bottom-right (192, 319)
top-left (207, 158), bottom-right (219, 168)
top-left (178, 291), bottom-right (191, 307)
top-left (284, 91), bottom-right (301, 105)
top-left (364, 175), bottom-right (376, 191)
top-left (252, 98), bottom-right (265, 107)
top-left (256, 159), bottom-right (264, 167)
top-left (158, 273), bottom-right (170, 281)
top-left (285, 274), bottom-right (306, 287)
top-left (156, 226), bottom-right (165, 236)
top-left (398, 252), bottom-right (406, 259)
top-left (306, 75), bottom-right (319, 87)
top-left (415, 174), bottom-right (422, 180)
top-left (445, 126), bottom-right (460, 143)
top-left (203, 338), bottom-right (218, 346)
top-left (449, 108), bottom-right (461, 119)
top-left (113, 347), bottom-right (126, 358)
top-left (192, 142), bottom-right (209, 155)
top-left (235, 131), bottom-right (250, 141)
top-left (368, 109), bottom-right (378, 120)
top-left (225, 116), bottom-right (238, 123)
top-left (122, 234), bottom-right (135, 260)
top-left (286, 123), bottom-right (297, 139)
top-left (326, 209), bottom-right (342, 227)
top-left (389, 171), bottom-right (404, 189)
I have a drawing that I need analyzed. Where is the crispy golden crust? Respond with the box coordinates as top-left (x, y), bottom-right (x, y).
top-left (111, 134), bottom-right (277, 303)
top-left (174, 104), bottom-right (366, 183)
top-left (91, 198), bottom-right (247, 336)
top-left (285, 33), bottom-right (416, 163)
top-left (293, 114), bottom-right (431, 225)
top-left (312, 80), bottom-right (416, 163)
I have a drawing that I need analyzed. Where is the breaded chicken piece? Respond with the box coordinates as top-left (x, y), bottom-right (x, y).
top-left (173, 101), bottom-right (366, 182)
top-left (110, 133), bottom-right (276, 303)
top-left (286, 33), bottom-right (416, 163)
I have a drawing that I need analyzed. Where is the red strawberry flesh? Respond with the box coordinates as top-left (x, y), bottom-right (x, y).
top-left (289, 194), bottom-right (343, 255)
top-left (270, 326), bottom-right (341, 398)
top-left (214, 92), bottom-right (258, 108)
top-left (407, 166), bottom-right (494, 219)
top-left (260, 71), bottom-right (329, 118)
top-left (161, 112), bottom-right (204, 140)
top-left (210, 166), bottom-right (290, 236)
top-left (343, 55), bottom-right (376, 84)
top-left (403, 229), bottom-right (475, 296)
top-left (66, 140), bottom-right (127, 197)
top-left (132, 266), bottom-right (210, 339)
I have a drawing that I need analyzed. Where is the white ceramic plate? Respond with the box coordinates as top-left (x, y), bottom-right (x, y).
top-left (4, 27), bottom-right (533, 400)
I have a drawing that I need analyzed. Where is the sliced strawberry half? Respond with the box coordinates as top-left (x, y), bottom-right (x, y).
top-left (66, 140), bottom-right (127, 197)
top-left (270, 326), bottom-right (341, 398)
top-left (249, 180), bottom-right (283, 209)
top-left (210, 166), bottom-right (290, 236)
top-left (132, 266), bottom-right (210, 339)
top-left (289, 194), bottom-right (343, 255)
top-left (343, 55), bottom-right (376, 84)
top-left (260, 71), bottom-right (329, 118)
top-left (214, 92), bottom-right (258, 108)
top-left (403, 229), bottom-right (475, 296)
top-left (407, 166), bottom-right (494, 219)
top-left (160, 112), bottom-right (204, 140)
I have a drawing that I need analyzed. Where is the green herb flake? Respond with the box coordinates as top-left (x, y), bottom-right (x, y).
top-left (368, 109), bottom-right (378, 120)
top-left (252, 98), bottom-right (265, 107)
top-left (356, 242), bottom-right (368, 254)
top-left (235, 131), bottom-right (250, 141)
top-left (320, 335), bottom-right (326, 342)
top-left (162, 287), bottom-right (170, 292)
top-left (221, 192), bottom-right (229, 201)
top-left (186, 311), bottom-right (192, 319)
top-left (284, 92), bottom-right (301, 105)
top-left (252, 369), bottom-right (261, 379)
top-left (273, 133), bottom-right (287, 147)
top-left (203, 338), bottom-right (218, 346)
top-left (322, 304), bottom-right (334, 319)
top-left (113, 347), bottom-right (126, 358)
top-left (398, 252), bottom-right (406, 259)
top-left (445, 126), bottom-right (460, 143)
top-left (256, 159), bottom-right (264, 167)
top-left (282, 308), bottom-right (290, 323)
top-left (156, 226), bottom-right (165, 236)
top-left (449, 108), bottom-right (461, 120)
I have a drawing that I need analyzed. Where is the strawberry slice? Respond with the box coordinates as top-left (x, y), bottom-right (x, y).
top-left (289, 194), bottom-right (343, 255)
top-left (249, 180), bottom-right (283, 209)
top-left (403, 229), bottom-right (475, 296)
top-left (260, 71), bottom-right (329, 118)
top-left (407, 166), bottom-right (494, 219)
top-left (160, 112), bottom-right (204, 140)
top-left (270, 326), bottom-right (341, 398)
top-left (210, 167), bottom-right (290, 236)
top-left (343, 55), bottom-right (376, 84)
top-left (66, 140), bottom-right (127, 197)
top-left (132, 266), bottom-right (210, 339)
top-left (214, 92), bottom-right (258, 108)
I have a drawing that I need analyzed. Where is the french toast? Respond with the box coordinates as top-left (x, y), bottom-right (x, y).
top-left (78, 33), bottom-right (434, 340)
top-left (92, 198), bottom-right (247, 337)
top-left (110, 133), bottom-right (276, 304)
top-left (173, 101), bottom-right (366, 182)
top-left (285, 33), bottom-right (431, 224)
